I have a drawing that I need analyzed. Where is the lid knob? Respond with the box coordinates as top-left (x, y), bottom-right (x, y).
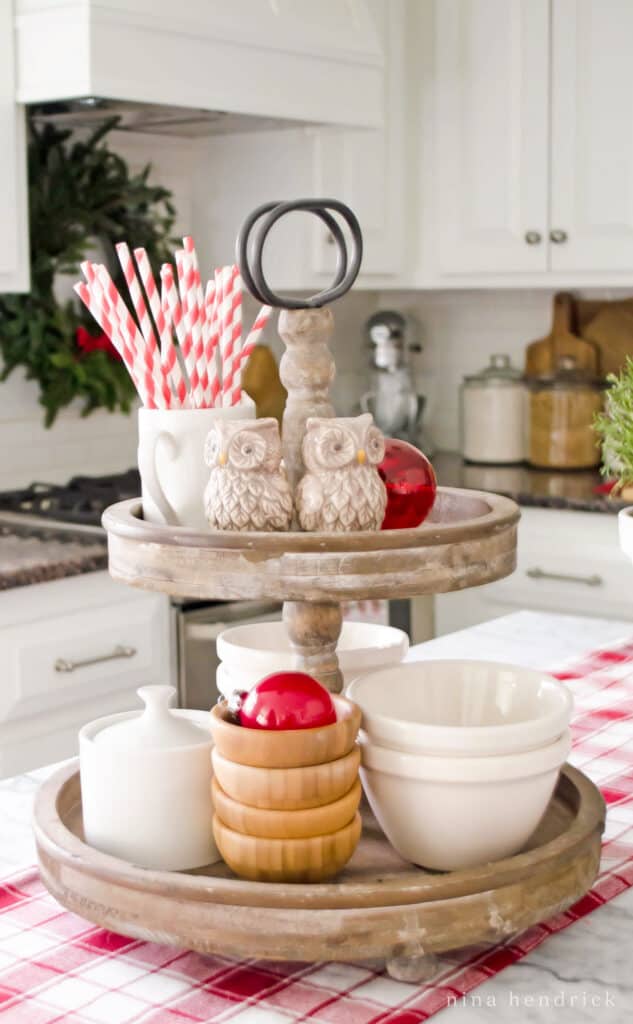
top-left (137, 685), bottom-right (176, 717)
top-left (94, 684), bottom-right (209, 751)
top-left (490, 354), bottom-right (511, 369)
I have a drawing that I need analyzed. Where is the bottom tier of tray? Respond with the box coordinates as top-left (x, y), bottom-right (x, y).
top-left (34, 762), bottom-right (604, 982)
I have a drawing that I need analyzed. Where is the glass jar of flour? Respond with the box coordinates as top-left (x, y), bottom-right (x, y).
top-left (460, 355), bottom-right (526, 465)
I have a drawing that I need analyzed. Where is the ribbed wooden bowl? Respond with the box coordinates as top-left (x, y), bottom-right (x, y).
top-left (212, 777), bottom-right (362, 839)
top-left (210, 696), bottom-right (361, 769)
top-left (211, 747), bottom-right (361, 810)
top-left (213, 812), bottom-right (362, 883)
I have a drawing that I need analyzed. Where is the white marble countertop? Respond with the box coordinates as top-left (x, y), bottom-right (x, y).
top-left (2, 610), bottom-right (632, 1022)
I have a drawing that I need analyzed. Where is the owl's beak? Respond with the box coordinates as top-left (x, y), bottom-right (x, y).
top-left (357, 449), bottom-right (367, 465)
top-left (218, 451), bottom-right (228, 467)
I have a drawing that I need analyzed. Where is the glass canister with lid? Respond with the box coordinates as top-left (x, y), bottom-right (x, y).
top-left (528, 356), bottom-right (604, 469)
top-left (460, 354), bottom-right (526, 464)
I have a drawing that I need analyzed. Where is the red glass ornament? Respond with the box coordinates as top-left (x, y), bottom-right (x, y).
top-left (237, 672), bottom-right (337, 731)
top-left (378, 439), bottom-right (437, 530)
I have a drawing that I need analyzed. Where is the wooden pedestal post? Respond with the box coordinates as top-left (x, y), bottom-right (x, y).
top-left (279, 306), bottom-right (343, 691)
top-left (283, 600), bottom-right (343, 693)
top-left (278, 306), bottom-right (336, 490)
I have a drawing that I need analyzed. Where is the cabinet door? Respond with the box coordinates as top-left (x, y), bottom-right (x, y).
top-left (435, 508), bottom-right (631, 636)
top-left (311, 0), bottom-right (405, 278)
top-left (0, 1), bottom-right (29, 293)
top-left (434, 0), bottom-right (549, 274)
top-left (550, 0), bottom-right (633, 272)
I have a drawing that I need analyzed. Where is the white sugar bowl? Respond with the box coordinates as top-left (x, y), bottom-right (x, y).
top-left (79, 685), bottom-right (218, 871)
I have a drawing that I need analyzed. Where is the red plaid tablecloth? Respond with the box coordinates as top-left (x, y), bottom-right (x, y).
top-left (1, 640), bottom-right (633, 1023)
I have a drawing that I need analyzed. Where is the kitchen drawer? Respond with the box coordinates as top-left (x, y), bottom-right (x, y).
top-left (435, 508), bottom-right (631, 636)
top-left (0, 572), bottom-right (172, 775)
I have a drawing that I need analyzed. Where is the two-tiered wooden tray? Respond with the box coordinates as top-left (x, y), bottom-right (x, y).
top-left (34, 304), bottom-right (604, 981)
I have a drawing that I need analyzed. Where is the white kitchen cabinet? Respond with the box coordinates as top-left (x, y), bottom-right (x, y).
top-left (427, 0), bottom-right (633, 286)
top-left (434, 508), bottom-right (629, 636)
top-left (0, 1), bottom-right (29, 293)
top-left (190, 0), bottom-right (407, 289)
top-left (0, 573), bottom-right (173, 776)
top-left (434, 0), bottom-right (549, 275)
top-left (549, 0), bottom-right (633, 273)
top-left (311, 0), bottom-right (407, 279)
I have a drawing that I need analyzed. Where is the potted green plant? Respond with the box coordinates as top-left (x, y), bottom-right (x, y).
top-left (595, 356), bottom-right (633, 500)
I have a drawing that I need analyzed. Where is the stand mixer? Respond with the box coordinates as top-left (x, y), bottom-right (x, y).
top-left (360, 311), bottom-right (433, 452)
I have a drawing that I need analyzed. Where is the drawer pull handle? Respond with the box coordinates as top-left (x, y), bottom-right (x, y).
top-left (526, 567), bottom-right (603, 587)
top-left (54, 645), bottom-right (137, 673)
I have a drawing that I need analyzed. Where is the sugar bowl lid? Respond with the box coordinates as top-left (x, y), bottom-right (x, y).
top-left (94, 685), bottom-right (209, 750)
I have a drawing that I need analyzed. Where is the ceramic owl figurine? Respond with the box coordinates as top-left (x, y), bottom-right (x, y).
top-left (204, 418), bottom-right (293, 531)
top-left (296, 413), bottom-right (387, 532)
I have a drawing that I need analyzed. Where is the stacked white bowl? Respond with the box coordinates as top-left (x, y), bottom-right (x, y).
top-left (216, 620), bottom-right (409, 697)
top-left (347, 660), bottom-right (573, 872)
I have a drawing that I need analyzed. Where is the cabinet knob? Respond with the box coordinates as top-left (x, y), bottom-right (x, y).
top-left (550, 229), bottom-right (568, 244)
top-left (524, 230), bottom-right (542, 245)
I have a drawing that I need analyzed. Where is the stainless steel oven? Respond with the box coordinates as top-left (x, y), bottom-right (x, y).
top-left (175, 599), bottom-right (283, 709)
top-left (174, 597), bottom-right (413, 710)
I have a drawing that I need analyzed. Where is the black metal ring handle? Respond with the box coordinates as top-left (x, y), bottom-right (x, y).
top-left (236, 198), bottom-right (363, 309)
top-left (236, 201), bottom-right (348, 306)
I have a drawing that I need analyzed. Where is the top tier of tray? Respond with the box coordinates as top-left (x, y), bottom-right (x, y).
top-left (103, 211), bottom-right (519, 605)
top-left (102, 486), bottom-right (519, 603)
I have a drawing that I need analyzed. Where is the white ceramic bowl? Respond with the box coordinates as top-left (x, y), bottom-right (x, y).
top-left (619, 507), bottom-right (633, 562)
top-left (359, 729), bottom-right (571, 871)
top-left (216, 620), bottom-right (409, 697)
top-left (346, 660), bottom-right (572, 757)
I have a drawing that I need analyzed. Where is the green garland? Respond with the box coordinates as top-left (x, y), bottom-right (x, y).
top-left (0, 117), bottom-right (176, 426)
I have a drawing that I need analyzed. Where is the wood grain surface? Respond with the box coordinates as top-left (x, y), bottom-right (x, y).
top-left (34, 762), bottom-right (603, 965)
top-left (102, 488), bottom-right (519, 603)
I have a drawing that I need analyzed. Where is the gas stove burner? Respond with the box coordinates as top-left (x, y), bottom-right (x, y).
top-left (0, 469), bottom-right (140, 528)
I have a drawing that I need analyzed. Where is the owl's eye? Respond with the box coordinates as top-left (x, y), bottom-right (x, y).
top-left (314, 427), bottom-right (354, 468)
top-left (229, 430), bottom-right (265, 467)
top-left (205, 432), bottom-right (220, 465)
top-left (366, 428), bottom-right (386, 464)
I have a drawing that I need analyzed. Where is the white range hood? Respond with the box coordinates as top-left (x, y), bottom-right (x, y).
top-left (14, 0), bottom-right (383, 134)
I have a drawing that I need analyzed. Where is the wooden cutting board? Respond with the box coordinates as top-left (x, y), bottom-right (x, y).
top-left (525, 292), bottom-right (601, 377)
top-left (582, 303), bottom-right (633, 377)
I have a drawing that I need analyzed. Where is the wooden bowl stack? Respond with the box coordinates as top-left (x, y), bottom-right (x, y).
top-left (210, 695), bottom-right (362, 882)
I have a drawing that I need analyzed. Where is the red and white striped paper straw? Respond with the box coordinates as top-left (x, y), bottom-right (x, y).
top-left (95, 263), bottom-right (163, 410)
top-left (183, 237), bottom-right (210, 406)
top-left (230, 303), bottom-right (272, 405)
top-left (116, 243), bottom-right (171, 409)
top-left (175, 249), bottom-right (200, 399)
top-left (77, 261), bottom-right (156, 408)
top-left (219, 302), bottom-right (271, 407)
top-left (203, 279), bottom-right (220, 407)
top-left (134, 247), bottom-right (187, 408)
top-left (79, 260), bottom-right (136, 376)
top-left (73, 277), bottom-right (152, 407)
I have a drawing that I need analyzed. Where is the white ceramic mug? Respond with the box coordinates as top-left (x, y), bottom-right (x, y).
top-left (138, 398), bottom-right (255, 530)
